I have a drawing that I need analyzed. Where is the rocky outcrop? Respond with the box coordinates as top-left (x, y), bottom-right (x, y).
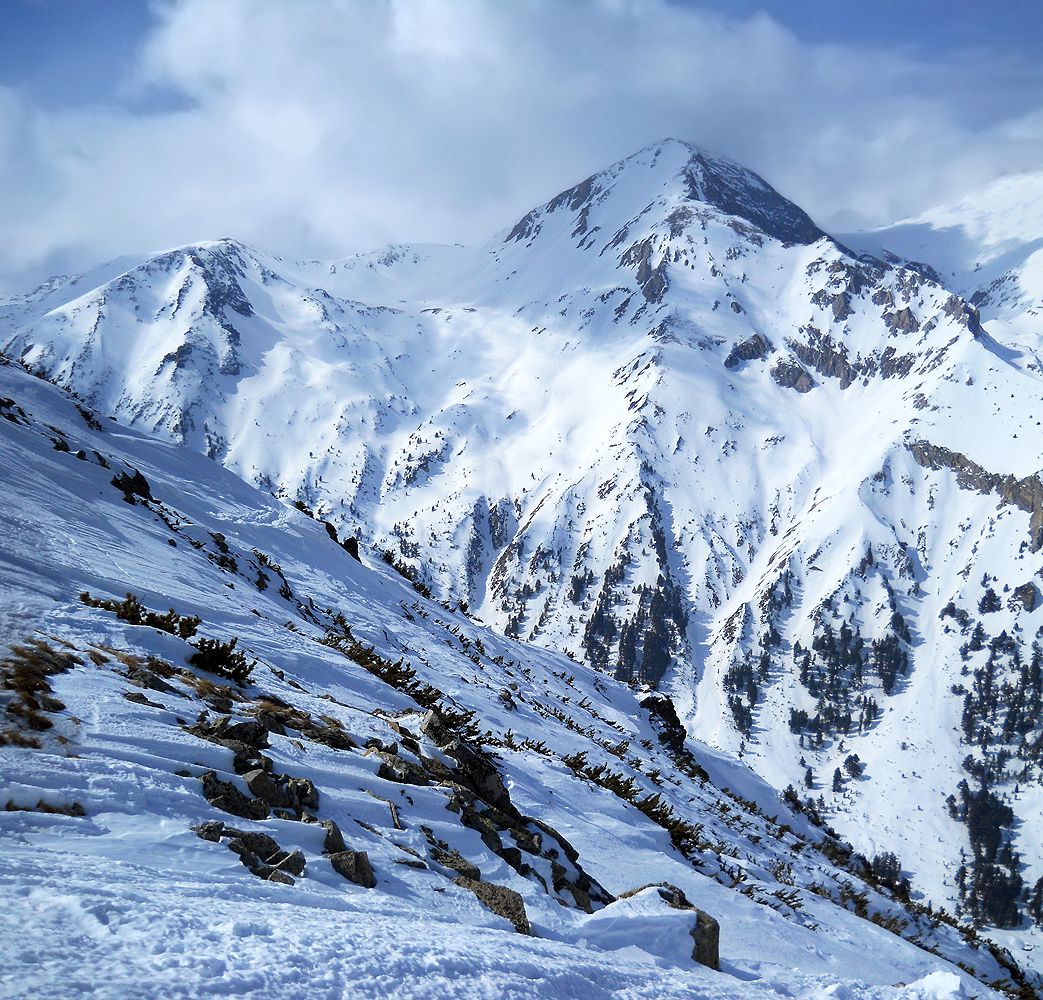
top-left (941, 294), bottom-right (982, 337)
top-left (188, 708), bottom-right (347, 817)
top-left (640, 693), bottom-right (710, 782)
top-left (620, 237), bottom-right (670, 304)
top-left (789, 329), bottom-right (859, 388)
top-left (454, 877), bottom-right (532, 935)
top-left (690, 905), bottom-right (721, 971)
top-left (419, 708), bottom-right (452, 746)
top-left (420, 709), bottom-right (613, 912)
top-left (883, 306), bottom-right (919, 333)
top-left (423, 826), bottom-right (482, 881)
top-left (811, 289), bottom-right (853, 322)
top-left (1013, 582), bottom-right (1039, 612)
top-left (193, 821), bottom-right (305, 885)
top-left (374, 748), bottom-right (430, 786)
top-left (771, 360), bottom-right (815, 394)
top-left (785, 326), bottom-right (920, 389)
top-left (908, 440), bottom-right (1043, 551)
top-left (188, 714), bottom-right (269, 751)
top-left (618, 883), bottom-right (719, 969)
top-left (505, 175), bottom-right (596, 244)
top-left (240, 768), bottom-right (319, 813)
top-left (199, 770), bottom-right (269, 821)
top-left (681, 149), bottom-right (825, 246)
top-left (723, 334), bottom-right (772, 370)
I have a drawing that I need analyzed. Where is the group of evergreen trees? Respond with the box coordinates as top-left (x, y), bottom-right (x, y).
top-left (786, 610), bottom-right (907, 742)
top-left (945, 594), bottom-right (1043, 930)
top-left (959, 632), bottom-right (1043, 767)
top-left (723, 643), bottom-right (770, 734)
top-left (950, 782), bottom-right (1024, 928)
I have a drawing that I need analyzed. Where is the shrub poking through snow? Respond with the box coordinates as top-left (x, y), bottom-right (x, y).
top-left (188, 636), bottom-right (254, 684)
top-left (380, 549), bottom-right (433, 599)
top-left (80, 592), bottom-right (201, 639)
top-left (80, 591), bottom-right (253, 683)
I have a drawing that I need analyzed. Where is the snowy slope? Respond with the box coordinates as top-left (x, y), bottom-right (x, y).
top-left (3, 357), bottom-right (1032, 997)
top-left (2, 139), bottom-right (1043, 959)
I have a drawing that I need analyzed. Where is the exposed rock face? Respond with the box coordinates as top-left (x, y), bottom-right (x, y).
top-left (286, 777), bottom-right (319, 810)
top-left (641, 694), bottom-right (685, 750)
top-left (690, 906), bottom-right (721, 971)
top-left (618, 883), bottom-right (719, 969)
top-left (681, 148), bottom-right (825, 246)
top-left (723, 334), bottom-right (772, 370)
top-left (192, 820), bottom-right (226, 842)
top-left (771, 360), bottom-right (815, 393)
top-left (454, 877), bottom-right (532, 935)
top-left (421, 709), bottom-right (514, 813)
top-left (444, 782), bottom-right (612, 914)
top-left (416, 710), bottom-right (612, 913)
top-left (238, 768), bottom-right (320, 813)
top-left (620, 237), bottom-right (670, 304)
top-left (423, 826), bottom-right (482, 881)
top-left (419, 708), bottom-right (452, 746)
top-left (884, 306), bottom-right (920, 333)
top-left (789, 329), bottom-right (859, 388)
top-left (446, 739), bottom-right (513, 814)
top-left (941, 294), bottom-right (983, 337)
top-left (908, 440), bottom-right (1043, 550)
top-left (329, 849), bottom-right (376, 888)
top-left (375, 749), bottom-right (430, 786)
top-left (1013, 582), bottom-right (1039, 612)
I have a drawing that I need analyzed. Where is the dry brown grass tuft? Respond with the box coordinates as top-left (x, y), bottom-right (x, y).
top-left (1, 638), bottom-right (82, 744)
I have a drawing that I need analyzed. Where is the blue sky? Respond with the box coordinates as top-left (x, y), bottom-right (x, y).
top-left (1, 0), bottom-right (1041, 290)
top-left (694, 0), bottom-right (1043, 61)
top-left (1, 1), bottom-right (154, 107)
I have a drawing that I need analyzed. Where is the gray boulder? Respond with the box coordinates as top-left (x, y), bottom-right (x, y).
top-left (286, 776), bottom-right (319, 810)
top-left (320, 819), bottom-right (346, 854)
top-left (243, 768), bottom-right (292, 808)
top-left (329, 850), bottom-right (376, 888)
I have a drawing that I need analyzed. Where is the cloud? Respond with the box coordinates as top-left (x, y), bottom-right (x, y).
top-left (2, 0), bottom-right (1042, 292)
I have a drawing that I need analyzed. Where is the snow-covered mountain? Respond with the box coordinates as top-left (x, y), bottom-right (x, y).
top-left (3, 138), bottom-right (1042, 966)
top-left (0, 353), bottom-right (1034, 998)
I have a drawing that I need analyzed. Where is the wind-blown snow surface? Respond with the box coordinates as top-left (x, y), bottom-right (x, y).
top-left (0, 359), bottom-right (1027, 998)
top-left (2, 139), bottom-right (1043, 965)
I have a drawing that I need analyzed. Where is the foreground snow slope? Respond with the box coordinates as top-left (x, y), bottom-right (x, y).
top-left (0, 357), bottom-right (1033, 998)
top-left (2, 138), bottom-right (1042, 951)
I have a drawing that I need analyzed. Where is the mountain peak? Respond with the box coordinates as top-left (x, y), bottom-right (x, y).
top-left (505, 138), bottom-right (825, 248)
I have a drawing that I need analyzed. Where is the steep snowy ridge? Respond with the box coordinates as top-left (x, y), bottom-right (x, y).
top-left (3, 139), bottom-right (1043, 967)
top-left (1, 356), bottom-right (1028, 997)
